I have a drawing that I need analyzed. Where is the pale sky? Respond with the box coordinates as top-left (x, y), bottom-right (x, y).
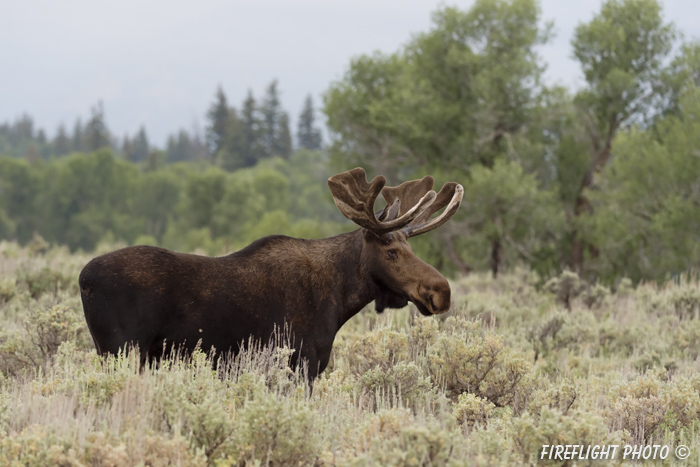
top-left (2, 0), bottom-right (697, 147)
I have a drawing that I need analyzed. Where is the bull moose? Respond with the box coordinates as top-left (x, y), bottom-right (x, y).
top-left (79, 167), bottom-right (463, 379)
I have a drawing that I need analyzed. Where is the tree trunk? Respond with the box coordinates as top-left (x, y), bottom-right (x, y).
top-left (571, 117), bottom-right (617, 274)
top-left (491, 237), bottom-right (502, 278)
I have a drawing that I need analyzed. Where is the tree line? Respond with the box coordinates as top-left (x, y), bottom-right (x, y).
top-left (0, 149), bottom-right (344, 254)
top-left (0, 81), bottom-right (323, 168)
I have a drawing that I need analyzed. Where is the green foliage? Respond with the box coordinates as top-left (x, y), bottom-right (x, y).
top-left (325, 0), bottom-right (553, 171)
top-left (584, 86), bottom-right (700, 282)
top-left (459, 160), bottom-right (564, 275)
top-left (453, 392), bottom-right (496, 429)
top-left (572, 0), bottom-right (676, 126)
top-left (429, 316), bottom-right (533, 410)
top-left (297, 94), bottom-right (323, 150)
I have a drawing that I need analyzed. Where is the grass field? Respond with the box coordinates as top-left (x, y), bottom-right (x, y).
top-left (1, 239), bottom-right (700, 466)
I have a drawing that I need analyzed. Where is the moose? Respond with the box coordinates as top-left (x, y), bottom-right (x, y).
top-left (79, 167), bottom-right (463, 379)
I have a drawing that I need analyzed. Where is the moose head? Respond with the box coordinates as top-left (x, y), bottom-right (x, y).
top-left (328, 167), bottom-right (463, 316)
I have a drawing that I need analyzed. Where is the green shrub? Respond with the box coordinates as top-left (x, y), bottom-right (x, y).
top-left (513, 408), bottom-right (620, 465)
top-left (0, 301), bottom-right (87, 375)
top-left (233, 391), bottom-right (320, 466)
top-left (429, 317), bottom-right (532, 411)
top-left (453, 392), bottom-right (496, 430)
top-left (345, 412), bottom-right (458, 467)
top-left (16, 267), bottom-right (75, 299)
top-left (527, 379), bottom-right (577, 417)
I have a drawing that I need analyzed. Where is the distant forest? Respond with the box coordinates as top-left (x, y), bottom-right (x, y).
top-left (0, 80), bottom-right (322, 167)
top-left (2, 0), bottom-right (700, 286)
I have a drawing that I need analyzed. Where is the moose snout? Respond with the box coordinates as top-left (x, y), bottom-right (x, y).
top-left (418, 280), bottom-right (451, 314)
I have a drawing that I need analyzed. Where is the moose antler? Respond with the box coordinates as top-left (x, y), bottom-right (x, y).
top-left (328, 168), bottom-right (436, 235)
top-left (381, 176), bottom-right (463, 238)
top-left (401, 182), bottom-right (463, 237)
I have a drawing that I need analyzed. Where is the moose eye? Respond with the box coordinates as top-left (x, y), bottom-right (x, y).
top-left (387, 249), bottom-right (398, 260)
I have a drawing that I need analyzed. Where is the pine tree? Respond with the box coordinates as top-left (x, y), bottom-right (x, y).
top-left (297, 95), bottom-right (322, 150)
top-left (131, 126), bottom-right (150, 162)
top-left (206, 86), bottom-right (230, 158)
top-left (53, 124), bottom-right (71, 155)
top-left (36, 129), bottom-right (47, 145)
top-left (241, 90), bottom-right (260, 167)
top-left (72, 118), bottom-right (84, 153)
top-left (258, 80), bottom-right (294, 159)
top-left (217, 108), bottom-right (247, 171)
top-left (260, 80), bottom-right (281, 159)
top-left (122, 135), bottom-right (134, 161)
top-left (276, 112), bottom-right (292, 159)
top-left (84, 102), bottom-right (110, 151)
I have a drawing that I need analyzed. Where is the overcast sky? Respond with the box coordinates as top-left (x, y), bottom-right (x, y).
top-left (2, 1), bottom-right (698, 147)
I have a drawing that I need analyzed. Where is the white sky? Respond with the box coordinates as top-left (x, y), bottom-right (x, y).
top-left (2, 0), bottom-right (697, 147)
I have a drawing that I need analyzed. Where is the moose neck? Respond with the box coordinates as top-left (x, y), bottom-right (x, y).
top-left (310, 229), bottom-right (377, 329)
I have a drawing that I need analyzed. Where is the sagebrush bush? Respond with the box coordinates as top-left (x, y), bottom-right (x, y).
top-left (428, 317), bottom-right (532, 411)
top-left (513, 408), bottom-right (622, 465)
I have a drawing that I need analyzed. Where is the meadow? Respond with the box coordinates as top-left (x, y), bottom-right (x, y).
top-left (1, 239), bottom-right (700, 466)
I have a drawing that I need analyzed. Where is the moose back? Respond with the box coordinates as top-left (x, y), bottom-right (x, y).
top-left (79, 168), bottom-right (463, 379)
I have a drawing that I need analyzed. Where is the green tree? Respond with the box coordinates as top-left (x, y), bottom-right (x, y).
top-left (72, 118), bottom-right (83, 153)
top-left (277, 113), bottom-right (293, 159)
top-left (324, 0), bottom-right (555, 274)
top-left (297, 95), bottom-right (322, 150)
top-left (260, 80), bottom-right (292, 159)
top-left (206, 86), bottom-right (230, 158)
top-left (42, 149), bottom-right (139, 250)
top-left (0, 157), bottom-right (41, 242)
top-left (84, 102), bottom-right (111, 151)
top-left (325, 0), bottom-right (552, 174)
top-left (181, 167), bottom-right (227, 233)
top-left (458, 160), bottom-right (563, 277)
top-left (166, 129), bottom-right (207, 163)
top-left (53, 124), bottom-right (71, 156)
top-left (217, 109), bottom-right (247, 171)
top-left (568, 0), bottom-right (676, 273)
top-left (583, 85), bottom-right (700, 282)
top-left (211, 175), bottom-right (265, 240)
top-left (133, 170), bottom-right (181, 241)
top-left (241, 90), bottom-right (262, 167)
top-left (129, 126), bottom-right (150, 162)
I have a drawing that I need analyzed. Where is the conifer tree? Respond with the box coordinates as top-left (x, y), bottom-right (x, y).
top-left (131, 126), bottom-right (150, 162)
top-left (260, 80), bottom-right (281, 158)
top-left (72, 118), bottom-right (84, 153)
top-left (241, 90), bottom-right (261, 167)
top-left (259, 80), bottom-right (291, 159)
top-left (53, 124), bottom-right (71, 155)
top-left (84, 102), bottom-right (110, 151)
top-left (206, 86), bottom-right (230, 158)
top-left (122, 135), bottom-right (134, 161)
top-left (277, 112), bottom-right (292, 159)
top-left (212, 108), bottom-right (244, 171)
top-left (297, 95), bottom-right (322, 150)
